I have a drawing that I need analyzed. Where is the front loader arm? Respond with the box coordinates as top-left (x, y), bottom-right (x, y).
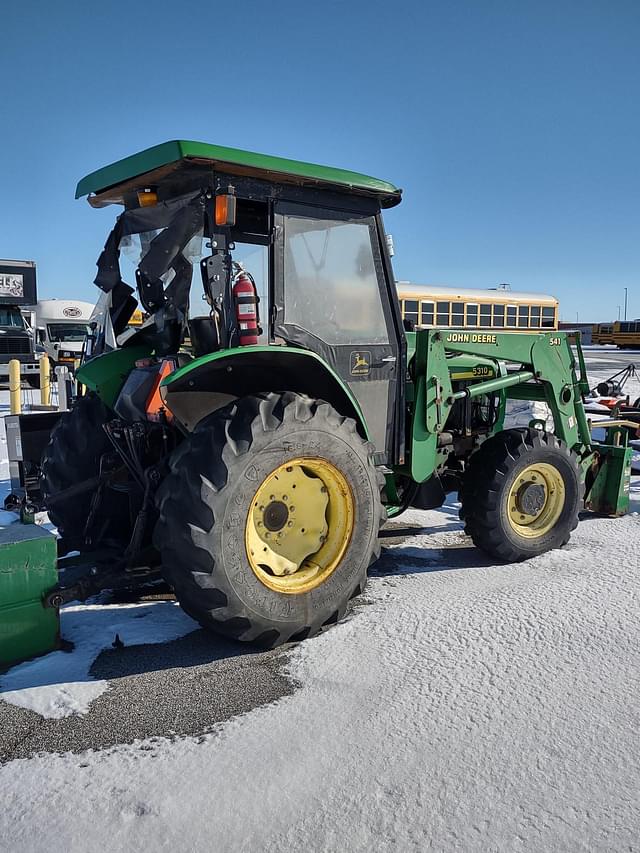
top-left (429, 329), bottom-right (591, 451)
top-left (405, 329), bottom-right (632, 516)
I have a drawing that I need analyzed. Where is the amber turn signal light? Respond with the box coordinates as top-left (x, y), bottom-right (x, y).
top-left (137, 188), bottom-right (158, 207)
top-left (215, 193), bottom-right (237, 227)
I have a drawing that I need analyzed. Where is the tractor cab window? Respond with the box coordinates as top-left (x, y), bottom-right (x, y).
top-left (227, 242), bottom-right (269, 344)
top-left (283, 216), bottom-right (389, 345)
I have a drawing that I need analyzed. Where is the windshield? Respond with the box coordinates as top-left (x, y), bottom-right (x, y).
top-left (0, 308), bottom-right (25, 328)
top-left (47, 323), bottom-right (90, 342)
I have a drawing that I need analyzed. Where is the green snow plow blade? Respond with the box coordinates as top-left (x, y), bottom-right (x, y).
top-left (0, 523), bottom-right (59, 668)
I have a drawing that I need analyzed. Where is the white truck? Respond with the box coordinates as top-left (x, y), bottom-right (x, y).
top-left (26, 299), bottom-right (95, 373)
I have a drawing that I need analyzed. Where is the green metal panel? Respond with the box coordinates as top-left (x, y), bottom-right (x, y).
top-left (0, 523), bottom-right (59, 667)
top-left (584, 444), bottom-right (633, 516)
top-left (75, 140), bottom-right (402, 207)
top-left (447, 353), bottom-right (498, 381)
top-left (76, 345), bottom-right (152, 408)
top-left (409, 329), bottom-right (452, 482)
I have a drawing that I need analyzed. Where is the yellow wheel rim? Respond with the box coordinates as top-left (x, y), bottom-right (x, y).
top-left (245, 457), bottom-right (354, 595)
top-left (506, 462), bottom-right (566, 538)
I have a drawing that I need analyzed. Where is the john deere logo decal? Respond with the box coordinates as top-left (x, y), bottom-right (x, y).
top-left (350, 350), bottom-right (371, 376)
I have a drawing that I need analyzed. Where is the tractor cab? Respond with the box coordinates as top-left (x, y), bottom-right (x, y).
top-left (78, 140), bottom-right (405, 463)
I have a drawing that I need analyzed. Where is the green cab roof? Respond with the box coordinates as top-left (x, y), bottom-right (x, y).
top-left (75, 140), bottom-right (402, 208)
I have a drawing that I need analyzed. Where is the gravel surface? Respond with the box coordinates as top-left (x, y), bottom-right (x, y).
top-left (0, 628), bottom-right (293, 763)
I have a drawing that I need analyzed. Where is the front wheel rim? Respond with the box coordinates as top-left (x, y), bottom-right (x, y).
top-left (245, 457), bottom-right (354, 594)
top-left (506, 462), bottom-right (566, 538)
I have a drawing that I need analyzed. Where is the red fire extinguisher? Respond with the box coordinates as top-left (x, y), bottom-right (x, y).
top-left (232, 269), bottom-right (261, 346)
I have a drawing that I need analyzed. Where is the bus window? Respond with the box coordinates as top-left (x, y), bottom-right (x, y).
top-left (436, 301), bottom-right (450, 325)
top-left (542, 307), bottom-right (555, 328)
top-left (466, 303), bottom-right (478, 326)
top-left (506, 306), bottom-right (517, 327)
top-left (518, 305), bottom-right (530, 327)
top-left (530, 306), bottom-right (541, 328)
top-left (403, 299), bottom-right (419, 326)
top-left (421, 301), bottom-right (434, 325)
top-left (479, 304), bottom-right (491, 327)
top-left (451, 302), bottom-right (464, 326)
top-left (493, 304), bottom-right (505, 327)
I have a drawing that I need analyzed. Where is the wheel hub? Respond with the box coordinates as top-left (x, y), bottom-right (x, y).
top-left (263, 500), bottom-right (289, 532)
top-left (515, 482), bottom-right (546, 516)
top-left (245, 457), bottom-right (354, 594)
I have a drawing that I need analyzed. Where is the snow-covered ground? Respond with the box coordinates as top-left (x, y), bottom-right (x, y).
top-left (0, 349), bottom-right (639, 852)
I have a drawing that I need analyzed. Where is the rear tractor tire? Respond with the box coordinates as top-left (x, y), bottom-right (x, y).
top-left (41, 392), bottom-right (131, 549)
top-left (154, 392), bottom-right (385, 647)
top-left (459, 428), bottom-right (582, 562)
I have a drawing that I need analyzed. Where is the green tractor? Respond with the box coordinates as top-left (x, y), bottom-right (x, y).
top-left (41, 141), bottom-right (632, 647)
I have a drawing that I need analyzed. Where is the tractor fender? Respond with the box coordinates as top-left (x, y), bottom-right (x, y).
top-left (160, 345), bottom-right (370, 437)
top-left (76, 344), bottom-right (153, 409)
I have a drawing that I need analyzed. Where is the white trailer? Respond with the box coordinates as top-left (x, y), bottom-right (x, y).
top-left (26, 299), bottom-right (95, 371)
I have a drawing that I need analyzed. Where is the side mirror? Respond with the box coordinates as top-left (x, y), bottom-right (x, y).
top-left (37, 328), bottom-right (46, 344)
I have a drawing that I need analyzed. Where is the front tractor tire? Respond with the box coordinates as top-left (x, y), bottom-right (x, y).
top-left (154, 393), bottom-right (385, 647)
top-left (460, 428), bottom-right (583, 562)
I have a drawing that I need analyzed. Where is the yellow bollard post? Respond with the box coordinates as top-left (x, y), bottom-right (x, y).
top-left (39, 355), bottom-right (51, 406)
top-left (9, 359), bottom-right (21, 415)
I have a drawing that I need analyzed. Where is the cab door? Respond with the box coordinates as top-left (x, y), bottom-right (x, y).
top-left (273, 202), bottom-right (404, 463)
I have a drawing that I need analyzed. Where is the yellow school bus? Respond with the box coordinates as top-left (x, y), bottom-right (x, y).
top-left (396, 283), bottom-right (559, 332)
top-left (592, 320), bottom-right (640, 349)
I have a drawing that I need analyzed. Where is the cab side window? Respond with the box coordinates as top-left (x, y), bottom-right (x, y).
top-left (283, 216), bottom-right (389, 345)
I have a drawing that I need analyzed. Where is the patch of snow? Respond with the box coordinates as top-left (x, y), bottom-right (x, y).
top-left (1, 511), bottom-right (639, 851)
top-left (0, 508), bottom-right (18, 525)
top-left (0, 602), bottom-right (198, 719)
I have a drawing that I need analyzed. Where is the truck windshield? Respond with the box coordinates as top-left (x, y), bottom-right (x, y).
top-left (47, 323), bottom-right (90, 342)
top-left (0, 308), bottom-right (25, 328)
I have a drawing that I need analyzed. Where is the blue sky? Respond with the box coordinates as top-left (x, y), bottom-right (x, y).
top-left (1, 0), bottom-right (638, 322)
